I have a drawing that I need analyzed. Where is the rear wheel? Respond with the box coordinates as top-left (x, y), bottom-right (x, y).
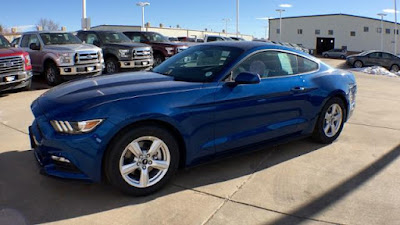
top-left (105, 57), bottom-right (119, 74)
top-left (340, 55), bottom-right (346, 59)
top-left (44, 62), bottom-right (62, 86)
top-left (153, 53), bottom-right (165, 67)
top-left (312, 97), bottom-right (346, 144)
top-left (353, 60), bottom-right (363, 68)
top-left (390, 64), bottom-right (400, 72)
top-left (105, 125), bottom-right (180, 196)
top-left (323, 54), bottom-right (329, 58)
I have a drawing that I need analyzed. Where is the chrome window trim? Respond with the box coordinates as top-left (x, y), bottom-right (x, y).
top-left (222, 48), bottom-right (321, 82)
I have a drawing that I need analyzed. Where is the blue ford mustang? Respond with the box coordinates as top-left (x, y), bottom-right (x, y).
top-left (29, 42), bottom-right (357, 195)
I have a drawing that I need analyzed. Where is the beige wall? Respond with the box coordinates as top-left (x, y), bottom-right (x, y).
top-left (269, 15), bottom-right (400, 53)
top-left (91, 25), bottom-right (253, 41)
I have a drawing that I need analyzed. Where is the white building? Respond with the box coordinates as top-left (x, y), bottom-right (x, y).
top-left (269, 13), bottom-right (400, 54)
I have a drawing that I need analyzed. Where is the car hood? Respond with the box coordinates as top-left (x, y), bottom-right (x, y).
top-left (43, 44), bottom-right (101, 52)
top-left (0, 47), bottom-right (25, 56)
top-left (152, 42), bottom-right (188, 47)
top-left (35, 72), bottom-right (203, 118)
top-left (103, 42), bottom-right (150, 49)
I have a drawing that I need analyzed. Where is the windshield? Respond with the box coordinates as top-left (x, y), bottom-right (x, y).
top-left (40, 33), bottom-right (82, 45)
top-left (153, 45), bottom-right (243, 82)
top-left (143, 32), bottom-right (169, 43)
top-left (0, 35), bottom-right (11, 48)
top-left (98, 32), bottom-right (132, 44)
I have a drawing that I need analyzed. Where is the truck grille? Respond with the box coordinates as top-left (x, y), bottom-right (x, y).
top-left (75, 51), bottom-right (99, 65)
top-left (133, 48), bottom-right (152, 60)
top-left (0, 56), bottom-right (24, 75)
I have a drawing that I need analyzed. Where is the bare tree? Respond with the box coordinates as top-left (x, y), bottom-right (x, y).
top-left (0, 24), bottom-right (3, 33)
top-left (37, 18), bottom-right (60, 31)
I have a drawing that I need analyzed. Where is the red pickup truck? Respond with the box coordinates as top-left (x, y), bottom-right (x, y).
top-left (0, 34), bottom-right (32, 92)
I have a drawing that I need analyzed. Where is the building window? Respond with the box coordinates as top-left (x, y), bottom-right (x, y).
top-left (364, 27), bottom-right (369, 32)
top-left (350, 31), bottom-right (356, 36)
top-left (315, 29), bottom-right (320, 35)
top-left (328, 30), bottom-right (334, 35)
top-left (297, 29), bottom-right (303, 34)
top-left (277, 29), bottom-right (280, 34)
top-left (386, 28), bottom-right (391, 34)
top-left (395, 29), bottom-right (400, 35)
top-left (377, 28), bottom-right (382, 33)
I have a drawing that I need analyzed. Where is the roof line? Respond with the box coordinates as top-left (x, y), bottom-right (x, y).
top-left (269, 13), bottom-right (398, 24)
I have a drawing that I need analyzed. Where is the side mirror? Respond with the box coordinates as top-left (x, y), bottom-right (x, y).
top-left (234, 72), bottom-right (261, 85)
top-left (29, 43), bottom-right (40, 50)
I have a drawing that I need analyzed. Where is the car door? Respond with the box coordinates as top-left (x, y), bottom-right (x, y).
top-left (213, 50), bottom-right (310, 153)
top-left (20, 34), bottom-right (42, 72)
top-left (382, 53), bottom-right (395, 68)
top-left (365, 52), bottom-right (382, 66)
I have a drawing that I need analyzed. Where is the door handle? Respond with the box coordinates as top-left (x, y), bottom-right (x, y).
top-left (291, 87), bottom-right (306, 92)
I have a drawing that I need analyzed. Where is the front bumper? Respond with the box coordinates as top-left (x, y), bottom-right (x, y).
top-left (0, 70), bottom-right (32, 92)
top-left (29, 116), bottom-right (114, 182)
top-left (59, 62), bottom-right (103, 76)
top-left (119, 58), bottom-right (153, 69)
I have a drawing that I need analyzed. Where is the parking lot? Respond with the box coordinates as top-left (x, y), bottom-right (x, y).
top-left (0, 58), bottom-right (399, 225)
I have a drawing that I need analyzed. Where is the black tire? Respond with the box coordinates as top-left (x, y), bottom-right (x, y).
top-left (44, 62), bottom-right (62, 86)
top-left (340, 55), bottom-right (346, 59)
top-left (312, 97), bottom-right (346, 144)
top-left (323, 54), bottom-right (329, 58)
top-left (105, 125), bottom-right (180, 196)
top-left (390, 64), bottom-right (400, 72)
top-left (353, 60), bottom-right (363, 68)
top-left (153, 53), bottom-right (165, 67)
top-left (105, 57), bottom-right (120, 74)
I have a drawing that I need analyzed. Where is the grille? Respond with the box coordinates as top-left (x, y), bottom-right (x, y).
top-left (75, 51), bottom-right (99, 65)
top-left (133, 47), bottom-right (152, 59)
top-left (0, 56), bottom-right (24, 75)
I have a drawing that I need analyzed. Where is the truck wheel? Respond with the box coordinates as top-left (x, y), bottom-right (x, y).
top-left (153, 53), bottom-right (165, 67)
top-left (105, 57), bottom-right (119, 74)
top-left (45, 62), bottom-right (62, 86)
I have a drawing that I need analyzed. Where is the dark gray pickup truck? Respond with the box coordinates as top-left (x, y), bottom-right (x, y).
top-left (77, 30), bottom-right (153, 74)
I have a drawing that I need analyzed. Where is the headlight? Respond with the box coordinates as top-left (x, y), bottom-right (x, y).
top-left (119, 49), bottom-right (130, 57)
top-left (58, 52), bottom-right (74, 64)
top-left (165, 47), bottom-right (175, 55)
top-left (50, 119), bottom-right (104, 134)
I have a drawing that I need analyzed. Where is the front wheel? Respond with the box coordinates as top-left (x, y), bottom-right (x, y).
top-left (44, 63), bottom-right (62, 86)
top-left (312, 97), bottom-right (346, 144)
top-left (323, 54), bottom-right (329, 58)
top-left (105, 125), bottom-right (180, 196)
top-left (390, 64), bottom-right (400, 72)
top-left (105, 57), bottom-right (119, 74)
top-left (353, 60), bottom-right (363, 68)
top-left (153, 53), bottom-right (165, 67)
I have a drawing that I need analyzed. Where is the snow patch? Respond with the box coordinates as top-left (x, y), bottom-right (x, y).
top-left (350, 66), bottom-right (400, 77)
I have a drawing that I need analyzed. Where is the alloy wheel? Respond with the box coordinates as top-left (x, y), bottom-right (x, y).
top-left (323, 103), bottom-right (343, 138)
top-left (119, 136), bottom-right (170, 188)
top-left (354, 61), bottom-right (363, 68)
top-left (106, 61), bottom-right (116, 74)
top-left (46, 67), bottom-right (55, 83)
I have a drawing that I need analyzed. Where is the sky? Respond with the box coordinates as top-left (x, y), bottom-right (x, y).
top-left (1, 0), bottom-right (400, 38)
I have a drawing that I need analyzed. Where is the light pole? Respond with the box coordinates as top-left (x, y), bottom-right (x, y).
top-left (136, 2), bottom-right (150, 29)
top-left (236, 0), bottom-right (239, 37)
top-left (378, 13), bottom-right (387, 51)
top-left (276, 9), bottom-right (285, 42)
top-left (222, 18), bottom-right (231, 35)
top-left (82, 0), bottom-right (87, 30)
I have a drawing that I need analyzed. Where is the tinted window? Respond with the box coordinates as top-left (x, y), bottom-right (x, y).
top-left (40, 33), bottom-right (82, 45)
top-left (382, 53), bottom-right (394, 59)
top-left (232, 51), bottom-right (318, 79)
top-left (153, 45), bottom-right (243, 82)
top-left (0, 35), bottom-right (11, 48)
top-left (98, 32), bottom-right (131, 44)
top-left (86, 33), bottom-right (100, 45)
top-left (125, 32), bottom-right (146, 43)
top-left (368, 52), bottom-right (382, 58)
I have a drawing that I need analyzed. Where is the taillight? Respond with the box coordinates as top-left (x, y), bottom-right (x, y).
top-left (23, 53), bottom-right (32, 71)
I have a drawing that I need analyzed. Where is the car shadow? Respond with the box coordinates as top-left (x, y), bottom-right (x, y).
top-left (0, 138), bottom-right (327, 224)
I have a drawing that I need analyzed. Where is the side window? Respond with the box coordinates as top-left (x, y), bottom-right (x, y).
top-left (20, 35), bottom-right (31, 48)
top-left (128, 33), bottom-right (145, 43)
top-left (231, 51), bottom-right (318, 79)
top-left (369, 52), bottom-right (381, 58)
top-left (298, 57), bottom-right (319, 73)
top-left (208, 37), bottom-right (217, 42)
top-left (382, 53), bottom-right (393, 59)
top-left (86, 33), bottom-right (99, 45)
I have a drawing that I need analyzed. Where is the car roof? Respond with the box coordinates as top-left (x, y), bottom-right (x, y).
top-left (22, 31), bottom-right (73, 34)
top-left (199, 41), bottom-right (298, 52)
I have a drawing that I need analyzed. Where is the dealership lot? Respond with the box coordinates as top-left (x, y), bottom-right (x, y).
top-left (0, 59), bottom-right (399, 225)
